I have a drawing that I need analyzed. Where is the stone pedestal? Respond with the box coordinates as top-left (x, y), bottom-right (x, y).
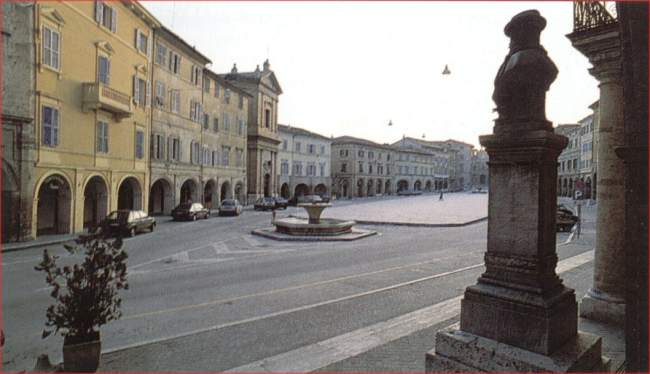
top-left (426, 129), bottom-right (607, 372)
top-left (568, 24), bottom-right (626, 326)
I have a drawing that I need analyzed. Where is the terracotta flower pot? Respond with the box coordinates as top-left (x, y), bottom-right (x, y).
top-left (63, 332), bottom-right (101, 372)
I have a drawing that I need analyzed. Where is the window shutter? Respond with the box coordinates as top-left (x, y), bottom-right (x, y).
top-left (53, 109), bottom-right (59, 146)
top-left (167, 137), bottom-right (172, 160)
top-left (147, 33), bottom-right (152, 57)
top-left (145, 80), bottom-right (151, 107)
top-left (106, 59), bottom-right (111, 85)
top-left (133, 76), bottom-right (139, 106)
top-left (111, 7), bottom-right (117, 32)
top-left (95, 1), bottom-right (104, 24)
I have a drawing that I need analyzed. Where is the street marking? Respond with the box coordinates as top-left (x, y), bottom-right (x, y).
top-left (119, 252), bottom-right (484, 321)
top-left (242, 234), bottom-right (263, 247)
top-left (225, 249), bottom-right (596, 372)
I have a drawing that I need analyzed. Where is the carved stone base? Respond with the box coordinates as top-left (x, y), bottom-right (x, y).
top-left (580, 290), bottom-right (625, 326)
top-left (426, 328), bottom-right (609, 372)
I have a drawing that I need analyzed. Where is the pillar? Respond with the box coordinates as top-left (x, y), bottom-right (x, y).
top-left (427, 10), bottom-right (607, 372)
top-left (568, 22), bottom-right (626, 325)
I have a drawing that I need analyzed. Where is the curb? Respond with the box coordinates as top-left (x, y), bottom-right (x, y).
top-left (1, 237), bottom-right (77, 253)
top-left (288, 215), bottom-right (488, 228)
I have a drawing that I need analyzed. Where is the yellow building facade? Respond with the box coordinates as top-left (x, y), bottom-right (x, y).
top-left (32, 1), bottom-right (159, 237)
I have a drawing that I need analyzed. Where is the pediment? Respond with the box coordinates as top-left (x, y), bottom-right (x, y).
top-left (41, 8), bottom-right (66, 26)
top-left (261, 72), bottom-right (283, 95)
top-left (95, 41), bottom-right (116, 55)
top-left (134, 64), bottom-right (148, 75)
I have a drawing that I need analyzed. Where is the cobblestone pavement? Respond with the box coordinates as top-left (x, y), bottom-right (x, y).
top-left (294, 192), bottom-right (488, 225)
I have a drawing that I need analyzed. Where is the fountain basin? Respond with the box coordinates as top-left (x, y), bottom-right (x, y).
top-left (273, 217), bottom-right (354, 236)
top-left (297, 203), bottom-right (332, 224)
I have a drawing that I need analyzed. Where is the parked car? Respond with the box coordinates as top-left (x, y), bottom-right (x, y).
top-left (288, 194), bottom-right (323, 206)
top-left (219, 199), bottom-right (243, 216)
top-left (254, 197), bottom-right (276, 211)
top-left (273, 197), bottom-right (289, 210)
top-left (100, 210), bottom-right (156, 237)
top-left (172, 202), bottom-right (210, 221)
top-left (472, 187), bottom-right (488, 194)
top-left (557, 205), bottom-right (579, 232)
top-left (397, 189), bottom-right (423, 196)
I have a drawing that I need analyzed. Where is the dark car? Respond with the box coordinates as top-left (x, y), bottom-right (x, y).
top-left (254, 197), bottom-right (276, 211)
top-left (172, 203), bottom-right (210, 221)
top-left (218, 199), bottom-right (243, 216)
top-left (273, 197), bottom-right (288, 209)
top-left (557, 205), bottom-right (579, 232)
top-left (101, 210), bottom-right (156, 237)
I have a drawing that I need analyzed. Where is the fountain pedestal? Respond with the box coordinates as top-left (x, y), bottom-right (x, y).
top-left (298, 203), bottom-right (330, 224)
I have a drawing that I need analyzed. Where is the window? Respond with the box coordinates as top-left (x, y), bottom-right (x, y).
top-left (341, 163), bottom-right (347, 172)
top-left (136, 29), bottom-right (148, 54)
top-left (320, 145), bottom-right (326, 155)
top-left (189, 100), bottom-right (202, 122)
top-left (283, 140), bottom-right (288, 151)
top-left (191, 142), bottom-right (200, 164)
top-left (42, 106), bottom-right (59, 147)
top-left (133, 77), bottom-right (148, 106)
top-left (236, 148), bottom-right (243, 167)
top-left (238, 118), bottom-right (245, 136)
top-left (212, 151), bottom-right (218, 166)
top-left (369, 151), bottom-right (374, 159)
top-left (387, 154), bottom-right (391, 161)
top-left (369, 165), bottom-right (373, 174)
top-left (191, 66), bottom-right (201, 86)
top-left (155, 43), bottom-right (167, 65)
top-left (155, 81), bottom-right (165, 108)
top-left (308, 144), bottom-right (315, 154)
top-left (151, 134), bottom-right (164, 160)
top-left (295, 142), bottom-right (301, 153)
top-left (203, 78), bottom-right (210, 93)
top-left (281, 160), bottom-right (289, 175)
top-left (42, 26), bottom-right (60, 70)
top-left (96, 121), bottom-right (109, 153)
top-left (339, 149), bottom-right (345, 157)
top-left (320, 163), bottom-right (326, 176)
top-left (170, 90), bottom-right (180, 113)
top-left (307, 163), bottom-right (316, 176)
top-left (358, 162), bottom-right (364, 173)
top-left (264, 109), bottom-right (271, 128)
top-left (172, 138), bottom-right (180, 161)
top-left (358, 150), bottom-right (364, 158)
top-left (223, 113), bottom-right (230, 132)
top-left (98, 56), bottom-right (110, 84)
top-left (95, 2), bottom-right (117, 32)
top-left (203, 147), bottom-right (210, 165)
top-left (214, 82), bottom-right (220, 97)
top-left (135, 130), bottom-right (144, 159)
top-left (238, 95), bottom-right (244, 109)
top-left (168, 51), bottom-right (181, 74)
top-left (203, 114), bottom-right (209, 130)
top-left (213, 117), bottom-right (219, 132)
top-left (221, 146), bottom-right (230, 166)
top-left (224, 89), bottom-right (231, 104)
top-left (293, 162), bottom-right (303, 176)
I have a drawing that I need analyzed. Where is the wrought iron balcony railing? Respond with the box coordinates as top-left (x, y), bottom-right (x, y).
top-left (573, 1), bottom-right (618, 33)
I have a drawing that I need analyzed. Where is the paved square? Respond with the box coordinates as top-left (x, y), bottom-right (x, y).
top-left (295, 193), bottom-right (488, 225)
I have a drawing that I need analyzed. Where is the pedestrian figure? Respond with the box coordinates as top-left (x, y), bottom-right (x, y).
top-left (439, 191), bottom-right (444, 201)
top-left (272, 209), bottom-right (276, 223)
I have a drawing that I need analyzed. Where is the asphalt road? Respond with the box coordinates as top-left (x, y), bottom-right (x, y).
top-left (2, 203), bottom-right (575, 371)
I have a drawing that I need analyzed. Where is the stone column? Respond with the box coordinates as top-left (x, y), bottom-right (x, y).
top-left (568, 24), bottom-right (626, 325)
top-left (427, 10), bottom-right (607, 372)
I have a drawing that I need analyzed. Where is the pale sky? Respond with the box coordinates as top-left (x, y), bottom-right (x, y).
top-left (143, 1), bottom-right (599, 149)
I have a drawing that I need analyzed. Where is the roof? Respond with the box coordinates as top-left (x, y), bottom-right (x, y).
top-left (204, 69), bottom-right (252, 97)
top-left (157, 26), bottom-right (211, 65)
top-left (278, 124), bottom-right (331, 141)
top-left (332, 136), bottom-right (394, 151)
top-left (218, 66), bottom-right (283, 95)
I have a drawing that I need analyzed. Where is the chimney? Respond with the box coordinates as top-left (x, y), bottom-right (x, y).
top-left (231, 63), bottom-right (238, 74)
top-left (263, 59), bottom-right (270, 72)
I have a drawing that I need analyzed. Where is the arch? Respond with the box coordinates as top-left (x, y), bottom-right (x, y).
top-left (149, 178), bottom-right (174, 215)
top-left (366, 179), bottom-right (374, 196)
top-left (479, 174), bottom-right (487, 185)
top-left (83, 176), bottom-right (108, 229)
top-left (414, 180), bottom-right (422, 191)
top-left (263, 173), bottom-right (271, 197)
top-left (234, 181), bottom-right (245, 203)
top-left (36, 174), bottom-right (72, 235)
top-left (294, 183), bottom-right (309, 198)
top-left (314, 184), bottom-right (327, 197)
top-left (203, 179), bottom-right (218, 209)
top-left (385, 180), bottom-right (391, 194)
top-left (425, 180), bottom-right (432, 192)
top-left (118, 176), bottom-right (143, 210)
top-left (220, 180), bottom-right (233, 201)
top-left (280, 183), bottom-right (291, 199)
top-left (376, 179), bottom-right (382, 194)
top-left (340, 179), bottom-right (349, 198)
top-left (180, 178), bottom-right (199, 205)
top-left (357, 178), bottom-right (364, 197)
top-left (397, 179), bottom-right (409, 193)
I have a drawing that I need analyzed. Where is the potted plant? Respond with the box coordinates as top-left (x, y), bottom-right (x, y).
top-left (35, 231), bottom-right (128, 372)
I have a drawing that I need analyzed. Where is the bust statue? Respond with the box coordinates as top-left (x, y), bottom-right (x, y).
top-left (493, 10), bottom-right (558, 125)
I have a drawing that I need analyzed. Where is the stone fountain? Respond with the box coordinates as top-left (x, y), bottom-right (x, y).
top-left (252, 201), bottom-right (376, 241)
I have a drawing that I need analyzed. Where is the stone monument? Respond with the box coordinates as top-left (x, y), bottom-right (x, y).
top-left (425, 10), bottom-right (608, 372)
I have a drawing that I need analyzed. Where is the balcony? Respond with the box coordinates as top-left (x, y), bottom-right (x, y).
top-left (82, 82), bottom-right (133, 121)
top-left (573, 1), bottom-right (618, 33)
